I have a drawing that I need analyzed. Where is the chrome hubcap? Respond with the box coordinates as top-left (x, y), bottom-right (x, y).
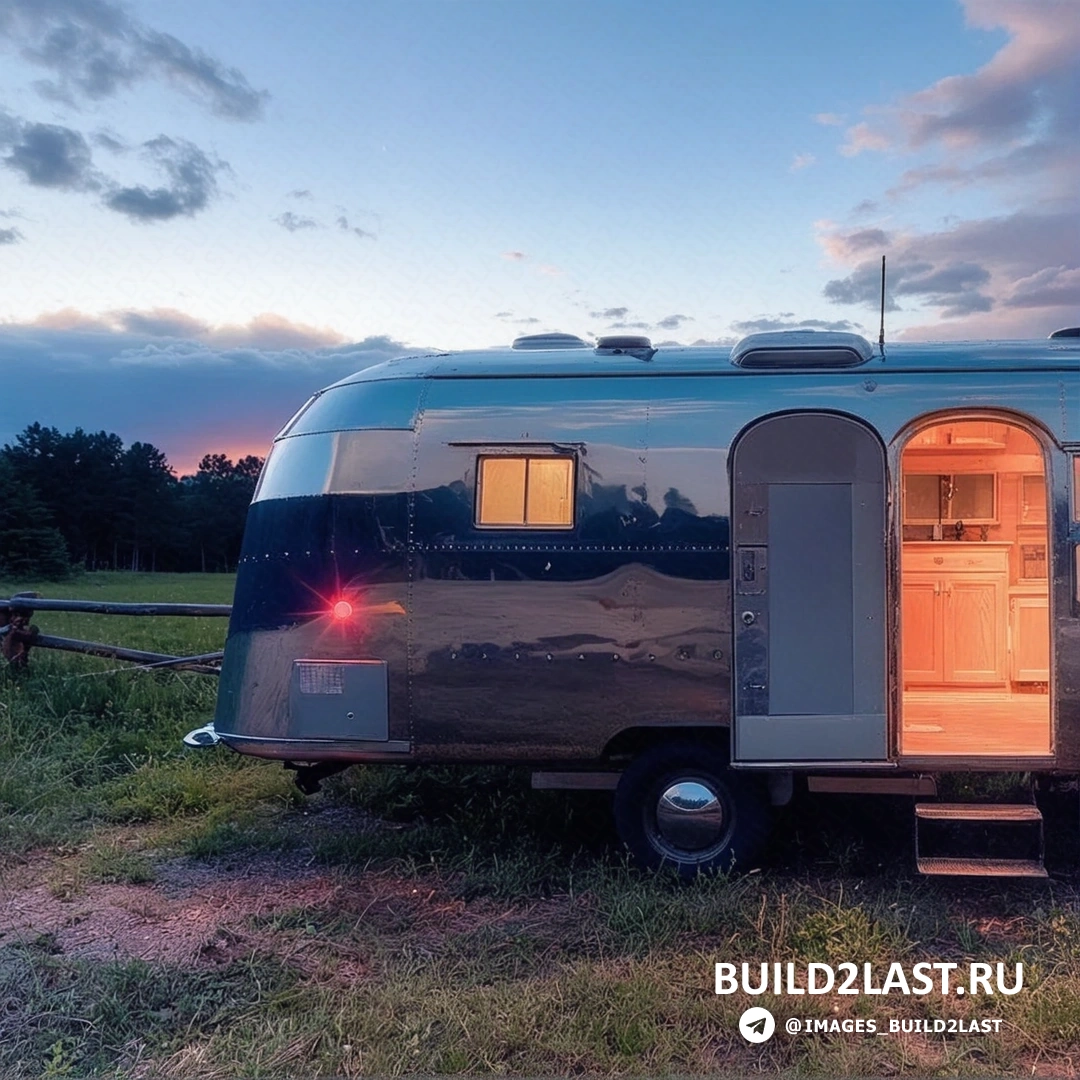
top-left (655, 780), bottom-right (727, 852)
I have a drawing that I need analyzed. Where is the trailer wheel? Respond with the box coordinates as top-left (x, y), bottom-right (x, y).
top-left (614, 741), bottom-right (769, 878)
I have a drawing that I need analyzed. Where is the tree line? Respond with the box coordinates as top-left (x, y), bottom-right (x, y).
top-left (0, 423), bottom-right (264, 579)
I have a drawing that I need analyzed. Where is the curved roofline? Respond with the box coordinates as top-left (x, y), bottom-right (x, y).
top-left (325, 339), bottom-right (1080, 389)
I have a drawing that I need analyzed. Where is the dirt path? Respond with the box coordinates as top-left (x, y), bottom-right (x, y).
top-left (0, 836), bottom-right (581, 975)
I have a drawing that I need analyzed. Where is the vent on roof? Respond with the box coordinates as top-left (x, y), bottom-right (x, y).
top-left (1049, 326), bottom-right (1080, 339)
top-left (512, 332), bottom-right (590, 350)
top-left (595, 335), bottom-right (656, 361)
top-left (731, 330), bottom-right (876, 369)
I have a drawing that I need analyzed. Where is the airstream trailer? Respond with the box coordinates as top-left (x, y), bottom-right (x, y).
top-left (186, 330), bottom-right (1080, 878)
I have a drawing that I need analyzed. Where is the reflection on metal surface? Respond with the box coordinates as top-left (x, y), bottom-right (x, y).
top-left (656, 781), bottom-right (726, 851)
top-left (215, 339), bottom-right (1080, 772)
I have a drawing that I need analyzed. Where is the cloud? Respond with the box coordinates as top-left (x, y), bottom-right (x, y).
top-left (92, 129), bottom-right (126, 152)
top-left (655, 314), bottom-right (693, 330)
top-left (104, 135), bottom-right (225, 221)
top-left (276, 211), bottom-right (318, 232)
top-left (821, 206), bottom-right (1078, 330)
top-left (819, 2), bottom-right (1080, 339)
top-left (0, 0), bottom-right (268, 120)
top-left (207, 313), bottom-right (345, 350)
top-left (537, 264), bottom-right (563, 276)
top-left (493, 311), bottom-right (513, 319)
top-left (501, 250), bottom-right (526, 260)
top-left (838, 0), bottom-right (1080, 193)
top-left (288, 189), bottom-right (312, 199)
top-left (814, 112), bottom-right (845, 126)
top-left (1, 119), bottom-right (100, 190)
top-left (852, 199), bottom-right (878, 215)
top-left (817, 225), bottom-right (893, 261)
top-left (335, 214), bottom-right (375, 239)
top-left (0, 313), bottom-right (410, 473)
top-left (0, 113), bottom-right (226, 221)
top-left (590, 307), bottom-right (629, 320)
top-left (840, 121), bottom-right (891, 157)
top-left (823, 257), bottom-right (993, 317)
top-left (26, 307), bottom-right (112, 331)
top-left (901, 0), bottom-right (1080, 153)
top-left (731, 315), bottom-right (864, 334)
top-left (790, 152), bottom-right (816, 171)
top-left (514, 317), bottom-right (540, 325)
top-left (0, 226), bottom-right (22, 244)
top-left (1001, 265), bottom-right (1080, 309)
top-left (115, 308), bottom-right (208, 337)
top-left (21, 307), bottom-right (348, 350)
top-left (607, 321), bottom-right (651, 330)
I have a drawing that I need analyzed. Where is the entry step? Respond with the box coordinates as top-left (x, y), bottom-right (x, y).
top-left (914, 801), bottom-right (1046, 877)
top-left (917, 857), bottom-right (1048, 879)
top-left (915, 803), bottom-right (1042, 823)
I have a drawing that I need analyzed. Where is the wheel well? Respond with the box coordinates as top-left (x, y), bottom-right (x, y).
top-left (603, 725), bottom-right (730, 764)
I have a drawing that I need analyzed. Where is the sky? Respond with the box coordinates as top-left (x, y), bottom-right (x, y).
top-left (1, 0), bottom-right (1078, 475)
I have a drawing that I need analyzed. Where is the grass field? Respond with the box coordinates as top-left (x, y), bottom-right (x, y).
top-left (2, 572), bottom-right (1080, 1079)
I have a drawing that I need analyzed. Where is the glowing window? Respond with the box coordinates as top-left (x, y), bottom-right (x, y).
top-left (476, 455), bottom-right (575, 528)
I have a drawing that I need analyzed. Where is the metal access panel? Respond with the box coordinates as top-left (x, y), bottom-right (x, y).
top-left (288, 660), bottom-right (389, 740)
top-left (732, 414), bottom-right (887, 763)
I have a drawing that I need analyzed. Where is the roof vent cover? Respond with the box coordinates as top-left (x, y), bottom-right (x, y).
top-left (731, 330), bottom-right (875, 369)
top-left (512, 332), bottom-right (590, 350)
top-left (595, 335), bottom-right (656, 360)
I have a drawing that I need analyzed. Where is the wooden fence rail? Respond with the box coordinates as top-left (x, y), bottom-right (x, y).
top-left (0, 592), bottom-right (231, 674)
top-left (0, 597), bottom-right (232, 617)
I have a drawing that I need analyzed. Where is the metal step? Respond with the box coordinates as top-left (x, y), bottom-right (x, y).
top-left (915, 803), bottom-right (1042, 823)
top-left (809, 775), bottom-right (937, 796)
top-left (917, 857), bottom-right (1048, 879)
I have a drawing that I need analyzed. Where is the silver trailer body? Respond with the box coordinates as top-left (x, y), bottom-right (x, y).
top-left (212, 334), bottom-right (1080, 784)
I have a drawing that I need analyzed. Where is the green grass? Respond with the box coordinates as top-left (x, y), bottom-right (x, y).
top-left (2, 572), bottom-right (1080, 1078)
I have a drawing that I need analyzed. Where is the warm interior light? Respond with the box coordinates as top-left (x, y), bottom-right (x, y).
top-left (332, 600), bottom-right (354, 620)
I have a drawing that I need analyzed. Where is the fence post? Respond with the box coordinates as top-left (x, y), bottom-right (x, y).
top-left (0, 592), bottom-right (40, 669)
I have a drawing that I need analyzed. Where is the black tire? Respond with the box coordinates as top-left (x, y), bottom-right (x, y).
top-left (613, 740), bottom-right (770, 879)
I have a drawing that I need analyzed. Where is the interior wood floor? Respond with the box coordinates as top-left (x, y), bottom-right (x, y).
top-left (901, 691), bottom-right (1051, 756)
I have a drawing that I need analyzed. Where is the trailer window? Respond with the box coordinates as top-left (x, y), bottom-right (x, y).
top-left (476, 455), bottom-right (575, 528)
top-left (1074, 455), bottom-right (1080, 521)
top-left (903, 472), bottom-right (996, 524)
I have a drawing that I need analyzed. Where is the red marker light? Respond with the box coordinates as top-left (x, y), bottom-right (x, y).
top-left (332, 600), bottom-right (354, 620)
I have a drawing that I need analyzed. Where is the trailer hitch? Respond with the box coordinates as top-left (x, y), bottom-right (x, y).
top-left (183, 723), bottom-right (222, 748)
top-left (284, 760), bottom-right (349, 795)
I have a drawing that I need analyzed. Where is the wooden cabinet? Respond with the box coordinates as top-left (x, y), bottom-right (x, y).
top-left (902, 577), bottom-right (944, 682)
top-left (902, 544), bottom-right (1009, 686)
top-left (948, 577), bottom-right (1006, 681)
top-left (1010, 593), bottom-right (1050, 682)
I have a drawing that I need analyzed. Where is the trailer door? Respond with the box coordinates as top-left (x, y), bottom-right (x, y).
top-left (731, 413), bottom-right (888, 763)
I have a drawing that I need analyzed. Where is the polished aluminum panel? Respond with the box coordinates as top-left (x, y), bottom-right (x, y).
top-left (255, 430), bottom-right (416, 502)
top-left (216, 345), bottom-right (1080, 771)
top-left (289, 659), bottom-right (388, 740)
top-left (287, 378), bottom-right (421, 435)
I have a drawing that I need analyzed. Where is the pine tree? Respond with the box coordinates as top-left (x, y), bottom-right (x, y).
top-left (0, 457), bottom-right (73, 580)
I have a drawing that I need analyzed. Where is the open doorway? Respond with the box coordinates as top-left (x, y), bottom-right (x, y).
top-left (899, 418), bottom-right (1051, 757)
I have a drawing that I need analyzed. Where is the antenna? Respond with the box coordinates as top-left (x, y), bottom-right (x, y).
top-left (878, 254), bottom-right (886, 354)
